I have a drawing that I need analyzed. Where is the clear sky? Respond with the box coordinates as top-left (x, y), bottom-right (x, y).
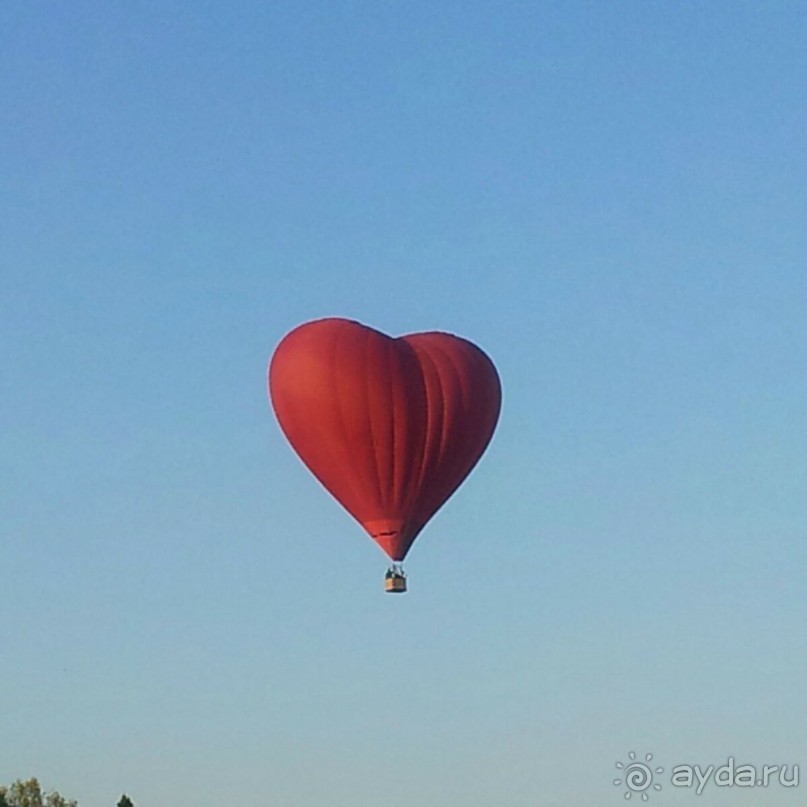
top-left (2, 2), bottom-right (806, 805)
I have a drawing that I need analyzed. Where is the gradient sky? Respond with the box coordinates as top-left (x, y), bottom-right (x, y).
top-left (2, 2), bottom-right (806, 805)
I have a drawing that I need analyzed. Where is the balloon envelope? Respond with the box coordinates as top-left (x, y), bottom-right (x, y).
top-left (269, 318), bottom-right (501, 561)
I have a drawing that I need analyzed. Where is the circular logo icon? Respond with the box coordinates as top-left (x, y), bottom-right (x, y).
top-left (614, 752), bottom-right (663, 801)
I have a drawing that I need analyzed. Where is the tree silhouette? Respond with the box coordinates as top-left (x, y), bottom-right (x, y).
top-left (0, 779), bottom-right (77, 807)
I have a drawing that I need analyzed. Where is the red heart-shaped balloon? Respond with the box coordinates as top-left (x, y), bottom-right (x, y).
top-left (269, 318), bottom-right (501, 561)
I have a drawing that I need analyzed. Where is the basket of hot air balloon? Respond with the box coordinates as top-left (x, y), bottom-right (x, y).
top-left (384, 565), bottom-right (407, 593)
top-left (269, 318), bottom-right (501, 592)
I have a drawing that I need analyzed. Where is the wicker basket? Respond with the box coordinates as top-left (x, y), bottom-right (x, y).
top-left (384, 576), bottom-right (407, 593)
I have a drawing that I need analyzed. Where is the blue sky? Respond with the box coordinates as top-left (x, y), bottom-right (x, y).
top-left (2, 2), bottom-right (806, 805)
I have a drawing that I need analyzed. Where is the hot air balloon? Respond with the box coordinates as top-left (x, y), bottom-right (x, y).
top-left (268, 317), bottom-right (501, 592)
